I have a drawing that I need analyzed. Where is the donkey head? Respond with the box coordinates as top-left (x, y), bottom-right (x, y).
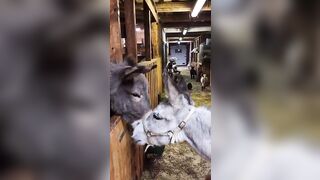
top-left (132, 72), bottom-right (194, 146)
top-left (110, 59), bottom-right (156, 123)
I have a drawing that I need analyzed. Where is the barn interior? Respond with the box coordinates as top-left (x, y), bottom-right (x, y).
top-left (110, 0), bottom-right (211, 179)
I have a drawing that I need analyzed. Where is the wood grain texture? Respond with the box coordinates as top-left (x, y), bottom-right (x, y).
top-left (151, 22), bottom-right (160, 58)
top-left (166, 32), bottom-right (210, 38)
top-left (151, 23), bottom-right (163, 92)
top-left (156, 1), bottom-right (211, 13)
top-left (110, 116), bottom-right (134, 180)
top-left (162, 21), bottom-right (211, 28)
top-left (124, 0), bottom-right (138, 63)
top-left (145, 0), bottom-right (159, 23)
top-left (144, 1), bottom-right (152, 61)
top-left (139, 58), bottom-right (162, 108)
top-left (160, 11), bottom-right (211, 23)
top-left (110, 0), bottom-right (123, 63)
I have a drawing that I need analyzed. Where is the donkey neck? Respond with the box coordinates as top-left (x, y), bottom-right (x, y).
top-left (182, 106), bottom-right (211, 161)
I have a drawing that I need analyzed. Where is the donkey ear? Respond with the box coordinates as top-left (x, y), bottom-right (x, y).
top-left (163, 71), bottom-right (180, 106)
top-left (163, 72), bottom-right (194, 106)
top-left (123, 64), bottom-right (157, 80)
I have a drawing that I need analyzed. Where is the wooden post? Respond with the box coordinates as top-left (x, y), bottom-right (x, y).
top-left (191, 41), bottom-right (195, 63)
top-left (144, 0), bottom-right (160, 23)
top-left (189, 41), bottom-right (192, 65)
top-left (110, 0), bottom-right (123, 63)
top-left (144, 1), bottom-right (152, 61)
top-left (151, 22), bottom-right (160, 58)
top-left (151, 22), bottom-right (163, 93)
top-left (124, 0), bottom-right (138, 63)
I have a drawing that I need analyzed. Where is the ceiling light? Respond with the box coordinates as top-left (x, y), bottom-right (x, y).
top-left (182, 28), bottom-right (188, 35)
top-left (178, 41), bottom-right (181, 45)
top-left (179, 37), bottom-right (182, 41)
top-left (191, 0), bottom-right (206, 17)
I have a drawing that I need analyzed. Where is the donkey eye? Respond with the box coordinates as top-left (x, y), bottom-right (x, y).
top-left (153, 113), bottom-right (162, 120)
top-left (131, 93), bottom-right (141, 98)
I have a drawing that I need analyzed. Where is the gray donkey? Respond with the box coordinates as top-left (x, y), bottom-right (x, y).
top-left (131, 72), bottom-right (211, 161)
top-left (110, 59), bottom-right (156, 123)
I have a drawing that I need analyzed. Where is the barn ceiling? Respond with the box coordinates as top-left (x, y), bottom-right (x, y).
top-left (135, 0), bottom-right (211, 24)
top-left (131, 0), bottom-right (211, 40)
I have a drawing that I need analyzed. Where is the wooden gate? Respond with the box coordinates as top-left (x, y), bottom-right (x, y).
top-left (110, 116), bottom-right (143, 180)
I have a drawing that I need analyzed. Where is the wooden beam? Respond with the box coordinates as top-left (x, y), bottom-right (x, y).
top-left (124, 0), bottom-right (138, 63)
top-left (144, 1), bottom-right (152, 60)
top-left (162, 21), bottom-right (211, 28)
top-left (110, 0), bottom-right (123, 63)
top-left (167, 37), bottom-right (196, 41)
top-left (160, 11), bottom-right (211, 23)
top-left (145, 0), bottom-right (159, 23)
top-left (166, 32), bottom-right (210, 37)
top-left (156, 1), bottom-right (211, 13)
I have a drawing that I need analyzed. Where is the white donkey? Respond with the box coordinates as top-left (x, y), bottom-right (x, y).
top-left (131, 73), bottom-right (211, 161)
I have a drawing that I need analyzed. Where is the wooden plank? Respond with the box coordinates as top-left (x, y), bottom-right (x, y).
top-left (144, 1), bottom-right (152, 61)
top-left (124, 0), bottom-right (138, 63)
top-left (110, 116), bottom-right (145, 180)
top-left (145, 0), bottom-right (159, 23)
top-left (151, 22), bottom-right (160, 58)
top-left (110, 117), bottom-right (133, 180)
top-left (157, 58), bottom-right (162, 94)
top-left (160, 11), bottom-right (211, 23)
top-left (162, 21), bottom-right (211, 28)
top-left (150, 23), bottom-right (163, 93)
top-left (134, 145), bottom-right (144, 178)
top-left (110, 0), bottom-right (123, 63)
top-left (139, 58), bottom-right (162, 105)
top-left (167, 37), bottom-right (196, 41)
top-left (166, 32), bottom-right (210, 38)
top-left (156, 1), bottom-right (211, 13)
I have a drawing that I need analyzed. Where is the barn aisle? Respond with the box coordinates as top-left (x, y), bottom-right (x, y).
top-left (109, 0), bottom-right (212, 178)
top-left (141, 67), bottom-right (211, 180)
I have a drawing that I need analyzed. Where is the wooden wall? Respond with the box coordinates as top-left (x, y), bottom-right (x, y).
top-left (110, 116), bottom-right (141, 180)
top-left (139, 58), bottom-right (162, 108)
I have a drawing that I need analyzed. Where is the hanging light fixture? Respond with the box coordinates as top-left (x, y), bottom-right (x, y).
top-left (191, 0), bottom-right (206, 17)
top-left (182, 28), bottom-right (188, 35)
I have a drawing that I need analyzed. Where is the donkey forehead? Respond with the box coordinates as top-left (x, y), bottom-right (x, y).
top-left (123, 74), bottom-right (148, 89)
top-left (153, 102), bottom-right (174, 114)
top-left (134, 74), bottom-right (148, 85)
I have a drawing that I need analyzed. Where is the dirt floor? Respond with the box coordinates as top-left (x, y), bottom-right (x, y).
top-left (141, 67), bottom-right (211, 180)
